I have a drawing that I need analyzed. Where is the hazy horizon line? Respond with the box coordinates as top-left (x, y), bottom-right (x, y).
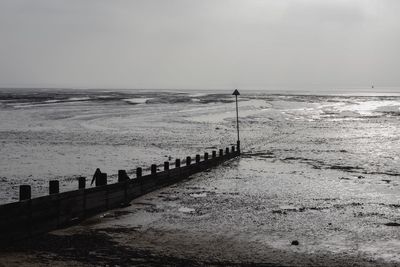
top-left (1, 86), bottom-right (399, 91)
top-left (1, 86), bottom-right (400, 97)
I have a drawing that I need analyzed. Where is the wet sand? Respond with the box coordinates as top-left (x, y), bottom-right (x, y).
top-left (2, 156), bottom-right (400, 266)
top-left (1, 90), bottom-right (400, 266)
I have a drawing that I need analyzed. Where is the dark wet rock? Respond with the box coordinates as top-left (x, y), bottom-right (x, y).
top-left (273, 206), bottom-right (307, 214)
top-left (330, 165), bottom-right (361, 172)
top-left (283, 156), bottom-right (299, 160)
top-left (384, 203), bottom-right (400, 208)
top-left (329, 202), bottom-right (364, 211)
top-left (357, 175), bottom-right (365, 179)
top-left (366, 171), bottom-right (400, 177)
top-left (309, 207), bottom-right (329, 211)
top-left (312, 198), bottom-right (339, 201)
top-left (381, 179), bottom-right (391, 184)
top-left (354, 212), bottom-right (386, 218)
top-left (291, 240), bottom-right (299, 246)
top-left (384, 222), bottom-right (400, 227)
top-left (272, 210), bottom-right (287, 215)
top-left (247, 151), bottom-right (275, 159)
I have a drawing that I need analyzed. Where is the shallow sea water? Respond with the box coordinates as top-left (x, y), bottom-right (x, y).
top-left (1, 88), bottom-right (400, 265)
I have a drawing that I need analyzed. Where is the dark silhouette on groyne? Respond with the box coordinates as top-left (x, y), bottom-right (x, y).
top-left (0, 143), bottom-right (240, 245)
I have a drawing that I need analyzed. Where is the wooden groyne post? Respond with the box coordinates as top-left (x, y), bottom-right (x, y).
top-left (0, 144), bottom-right (240, 245)
top-left (19, 185), bottom-right (31, 201)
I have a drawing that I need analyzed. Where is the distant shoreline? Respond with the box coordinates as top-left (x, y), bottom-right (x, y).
top-left (1, 87), bottom-right (400, 97)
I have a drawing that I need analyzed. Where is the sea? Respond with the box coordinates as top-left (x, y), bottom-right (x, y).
top-left (1, 88), bottom-right (400, 263)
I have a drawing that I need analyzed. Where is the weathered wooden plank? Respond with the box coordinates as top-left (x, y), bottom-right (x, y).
top-left (30, 197), bottom-right (59, 235)
top-left (209, 156), bottom-right (219, 166)
top-left (58, 192), bottom-right (87, 224)
top-left (85, 185), bottom-right (109, 194)
top-left (156, 170), bottom-right (168, 177)
top-left (107, 182), bottom-right (126, 193)
top-left (0, 147), bottom-right (240, 245)
top-left (154, 172), bottom-right (169, 186)
top-left (168, 168), bottom-right (180, 178)
top-left (107, 189), bottom-right (125, 206)
top-left (166, 168), bottom-right (181, 184)
top-left (0, 201), bottom-right (30, 220)
top-left (196, 161), bottom-right (208, 171)
top-left (188, 165), bottom-right (200, 175)
top-left (58, 189), bottom-right (84, 200)
top-left (85, 190), bottom-right (107, 211)
top-left (179, 165), bottom-right (190, 178)
top-left (139, 175), bottom-right (157, 194)
top-left (108, 189), bottom-right (125, 200)
top-left (107, 192), bottom-right (126, 208)
top-left (127, 182), bottom-right (142, 200)
top-left (0, 222), bottom-right (30, 242)
top-left (30, 196), bottom-right (59, 220)
top-left (31, 204), bottom-right (58, 220)
top-left (58, 194), bottom-right (85, 225)
top-left (0, 215), bottom-right (30, 231)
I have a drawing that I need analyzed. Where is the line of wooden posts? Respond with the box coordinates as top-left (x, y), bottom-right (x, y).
top-left (0, 142), bottom-right (240, 244)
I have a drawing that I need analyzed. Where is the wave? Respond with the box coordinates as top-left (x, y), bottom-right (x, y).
top-left (0, 89), bottom-right (229, 108)
top-left (123, 98), bottom-right (152, 105)
top-left (67, 97), bottom-right (91, 101)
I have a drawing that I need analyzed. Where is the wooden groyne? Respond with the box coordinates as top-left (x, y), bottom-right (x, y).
top-left (0, 142), bottom-right (240, 244)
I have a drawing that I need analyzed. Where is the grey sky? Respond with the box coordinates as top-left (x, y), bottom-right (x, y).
top-left (0, 0), bottom-right (399, 90)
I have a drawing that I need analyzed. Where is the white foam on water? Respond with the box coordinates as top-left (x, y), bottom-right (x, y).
top-left (187, 93), bottom-right (208, 98)
top-left (124, 98), bottom-right (152, 104)
top-left (178, 207), bottom-right (195, 213)
top-left (190, 193), bottom-right (207, 198)
top-left (12, 103), bottom-right (37, 108)
top-left (334, 100), bottom-right (400, 116)
top-left (68, 97), bottom-right (91, 101)
top-left (68, 96), bottom-right (90, 101)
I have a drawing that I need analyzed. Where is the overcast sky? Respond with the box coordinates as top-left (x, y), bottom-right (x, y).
top-left (0, 0), bottom-right (399, 90)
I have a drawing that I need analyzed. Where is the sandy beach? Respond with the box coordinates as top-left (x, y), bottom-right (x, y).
top-left (1, 158), bottom-right (400, 266)
top-left (1, 89), bottom-right (400, 266)
top-left (2, 0), bottom-right (400, 265)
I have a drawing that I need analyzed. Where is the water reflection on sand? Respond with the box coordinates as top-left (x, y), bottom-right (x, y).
top-left (1, 89), bottom-right (400, 265)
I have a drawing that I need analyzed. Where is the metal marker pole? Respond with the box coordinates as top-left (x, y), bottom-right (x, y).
top-left (232, 89), bottom-right (240, 143)
top-left (235, 94), bottom-right (239, 142)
